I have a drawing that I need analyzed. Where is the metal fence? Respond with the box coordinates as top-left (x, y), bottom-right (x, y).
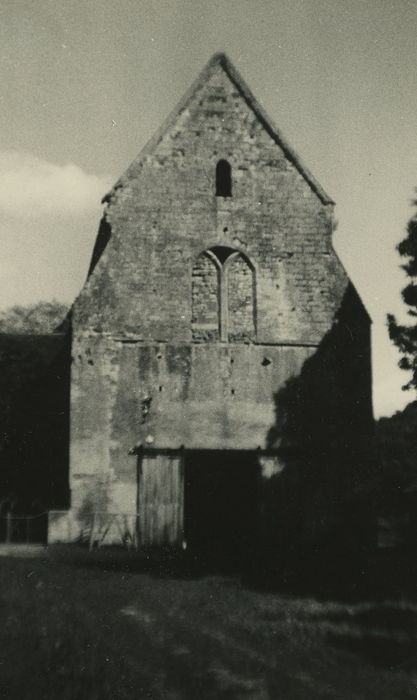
top-left (0, 512), bottom-right (48, 544)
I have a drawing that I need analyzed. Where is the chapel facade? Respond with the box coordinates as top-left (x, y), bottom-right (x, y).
top-left (48, 54), bottom-right (374, 557)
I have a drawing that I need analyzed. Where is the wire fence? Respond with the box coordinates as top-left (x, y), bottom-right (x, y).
top-left (0, 512), bottom-right (48, 544)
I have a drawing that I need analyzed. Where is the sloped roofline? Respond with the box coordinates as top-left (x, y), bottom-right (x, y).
top-left (104, 52), bottom-right (334, 205)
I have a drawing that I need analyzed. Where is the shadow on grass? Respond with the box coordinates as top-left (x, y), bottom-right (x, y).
top-left (14, 543), bottom-right (417, 685)
top-left (49, 543), bottom-right (253, 581)
top-left (323, 602), bottom-right (417, 670)
top-left (328, 631), bottom-right (417, 670)
top-left (246, 546), bottom-right (417, 671)
top-left (49, 542), bottom-right (417, 602)
top-left (245, 546), bottom-right (417, 602)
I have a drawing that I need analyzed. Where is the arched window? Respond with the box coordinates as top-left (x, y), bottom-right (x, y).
top-left (226, 252), bottom-right (256, 342)
top-left (192, 246), bottom-right (255, 342)
top-left (191, 251), bottom-right (220, 342)
top-left (216, 160), bottom-right (232, 197)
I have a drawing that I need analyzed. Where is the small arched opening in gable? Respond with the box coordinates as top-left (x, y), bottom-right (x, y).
top-left (216, 160), bottom-right (232, 197)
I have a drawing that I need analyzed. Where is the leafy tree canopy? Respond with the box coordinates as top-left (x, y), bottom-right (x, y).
top-left (388, 201), bottom-right (417, 392)
top-left (0, 301), bottom-right (70, 334)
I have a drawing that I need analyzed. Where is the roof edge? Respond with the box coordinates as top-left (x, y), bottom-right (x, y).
top-left (104, 52), bottom-right (334, 205)
top-left (218, 53), bottom-right (334, 205)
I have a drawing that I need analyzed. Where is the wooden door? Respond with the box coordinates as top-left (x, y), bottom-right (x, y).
top-left (137, 453), bottom-right (184, 547)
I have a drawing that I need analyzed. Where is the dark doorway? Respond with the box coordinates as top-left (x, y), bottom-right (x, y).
top-left (184, 450), bottom-right (259, 569)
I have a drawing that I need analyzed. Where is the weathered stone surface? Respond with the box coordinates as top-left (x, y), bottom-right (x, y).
top-left (53, 54), bottom-right (374, 550)
top-left (74, 59), bottom-right (344, 345)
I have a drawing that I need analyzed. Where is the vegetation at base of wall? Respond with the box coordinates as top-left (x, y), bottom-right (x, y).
top-left (0, 300), bottom-right (70, 334)
top-left (388, 197), bottom-right (417, 393)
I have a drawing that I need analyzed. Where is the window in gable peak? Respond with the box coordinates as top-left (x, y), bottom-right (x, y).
top-left (216, 159), bottom-right (232, 197)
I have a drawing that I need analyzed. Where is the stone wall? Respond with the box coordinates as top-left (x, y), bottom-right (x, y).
top-left (74, 62), bottom-right (346, 345)
top-left (54, 56), bottom-right (374, 549)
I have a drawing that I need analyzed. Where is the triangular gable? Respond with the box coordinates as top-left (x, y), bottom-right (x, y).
top-left (104, 53), bottom-right (333, 205)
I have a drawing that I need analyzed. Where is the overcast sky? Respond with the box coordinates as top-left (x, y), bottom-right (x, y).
top-left (1, 0), bottom-right (417, 417)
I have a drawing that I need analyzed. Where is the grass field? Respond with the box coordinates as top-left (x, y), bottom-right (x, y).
top-left (0, 546), bottom-right (416, 699)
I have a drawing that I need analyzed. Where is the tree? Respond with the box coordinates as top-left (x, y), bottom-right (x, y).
top-left (388, 202), bottom-right (417, 392)
top-left (376, 402), bottom-right (417, 514)
top-left (0, 300), bottom-right (69, 335)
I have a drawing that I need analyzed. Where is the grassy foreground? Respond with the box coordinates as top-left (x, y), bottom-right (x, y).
top-left (0, 546), bottom-right (416, 699)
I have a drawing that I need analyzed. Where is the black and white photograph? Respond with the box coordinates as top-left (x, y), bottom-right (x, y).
top-left (1, 1), bottom-right (417, 697)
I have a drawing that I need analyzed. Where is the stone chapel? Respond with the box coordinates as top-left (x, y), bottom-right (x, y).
top-left (46, 53), bottom-right (374, 557)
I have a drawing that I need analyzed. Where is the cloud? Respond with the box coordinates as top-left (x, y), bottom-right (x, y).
top-left (0, 151), bottom-right (112, 218)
